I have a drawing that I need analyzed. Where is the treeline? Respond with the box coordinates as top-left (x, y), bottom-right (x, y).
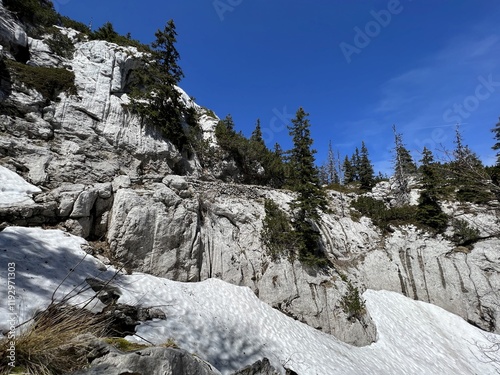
top-left (3, 0), bottom-right (149, 55)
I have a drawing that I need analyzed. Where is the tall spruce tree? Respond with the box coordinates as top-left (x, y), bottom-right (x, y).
top-left (392, 125), bottom-right (416, 205)
top-left (451, 126), bottom-right (491, 204)
top-left (416, 147), bottom-right (448, 232)
top-left (130, 20), bottom-right (190, 150)
top-left (492, 117), bottom-right (500, 166)
top-left (287, 108), bottom-right (327, 265)
top-left (359, 141), bottom-right (375, 190)
top-left (343, 156), bottom-right (355, 184)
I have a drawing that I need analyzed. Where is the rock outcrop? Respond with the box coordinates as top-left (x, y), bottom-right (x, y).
top-left (0, 2), bottom-right (499, 352)
top-left (72, 346), bottom-right (220, 375)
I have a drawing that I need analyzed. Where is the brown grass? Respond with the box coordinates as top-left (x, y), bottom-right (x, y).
top-left (0, 302), bottom-right (108, 375)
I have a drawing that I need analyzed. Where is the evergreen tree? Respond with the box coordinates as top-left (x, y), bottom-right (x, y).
top-left (287, 108), bottom-right (327, 265)
top-left (392, 125), bottom-right (416, 205)
top-left (130, 20), bottom-right (190, 150)
top-left (326, 141), bottom-right (339, 184)
top-left (492, 117), bottom-right (500, 166)
top-left (250, 119), bottom-right (265, 145)
top-left (451, 126), bottom-right (491, 204)
top-left (359, 141), bottom-right (375, 190)
top-left (416, 147), bottom-right (448, 232)
top-left (351, 147), bottom-right (361, 181)
top-left (343, 156), bottom-right (355, 184)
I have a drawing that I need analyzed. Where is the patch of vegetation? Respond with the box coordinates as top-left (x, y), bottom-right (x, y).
top-left (4, 0), bottom-right (58, 34)
top-left (449, 218), bottom-right (480, 246)
top-left (45, 27), bottom-right (75, 59)
top-left (5, 60), bottom-right (76, 101)
top-left (0, 303), bottom-right (108, 375)
top-left (202, 107), bottom-right (217, 119)
top-left (261, 199), bottom-right (297, 260)
top-left (351, 196), bottom-right (419, 232)
top-left (415, 191), bottom-right (449, 233)
top-left (60, 16), bottom-right (90, 35)
top-left (456, 186), bottom-right (493, 205)
top-left (341, 281), bottom-right (366, 320)
top-left (161, 338), bottom-right (179, 349)
top-left (91, 22), bottom-right (150, 52)
top-left (105, 337), bottom-right (149, 352)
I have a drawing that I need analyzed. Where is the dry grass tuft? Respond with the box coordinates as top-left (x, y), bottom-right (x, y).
top-left (0, 302), bottom-right (109, 375)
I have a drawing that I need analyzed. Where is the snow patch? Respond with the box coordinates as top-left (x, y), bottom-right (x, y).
top-left (0, 226), bottom-right (499, 374)
top-left (0, 166), bottom-right (41, 207)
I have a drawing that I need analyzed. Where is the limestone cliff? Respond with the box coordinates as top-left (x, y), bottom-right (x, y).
top-left (0, 3), bottom-right (498, 350)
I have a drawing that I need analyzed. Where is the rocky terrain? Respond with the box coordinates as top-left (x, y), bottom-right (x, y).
top-left (0, 3), bottom-right (499, 373)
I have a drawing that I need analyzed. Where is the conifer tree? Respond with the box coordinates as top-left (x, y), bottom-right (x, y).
top-left (343, 156), bottom-right (355, 184)
top-left (416, 147), bottom-right (448, 232)
top-left (130, 20), bottom-right (190, 150)
top-left (351, 147), bottom-right (361, 181)
top-left (250, 119), bottom-right (265, 144)
top-left (326, 141), bottom-right (339, 184)
top-left (359, 141), bottom-right (374, 190)
top-left (392, 125), bottom-right (416, 205)
top-left (451, 126), bottom-right (490, 204)
top-left (492, 117), bottom-right (500, 166)
top-left (287, 108), bottom-right (327, 265)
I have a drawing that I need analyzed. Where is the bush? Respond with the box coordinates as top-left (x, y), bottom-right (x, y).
top-left (4, 0), bottom-right (58, 33)
top-left (60, 16), bottom-right (90, 35)
top-left (351, 195), bottom-right (419, 232)
top-left (0, 302), bottom-right (108, 375)
top-left (450, 218), bottom-right (480, 246)
top-left (5, 60), bottom-right (76, 100)
top-left (341, 281), bottom-right (366, 320)
top-left (91, 22), bottom-right (150, 52)
top-left (45, 27), bottom-right (75, 59)
top-left (261, 199), bottom-right (297, 260)
top-left (416, 192), bottom-right (449, 233)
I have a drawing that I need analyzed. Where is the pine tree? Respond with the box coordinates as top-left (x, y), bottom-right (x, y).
top-left (326, 141), bottom-right (339, 184)
top-left (351, 147), bottom-right (361, 181)
top-left (492, 117), bottom-right (500, 166)
top-left (416, 147), bottom-right (448, 232)
top-left (451, 126), bottom-right (491, 204)
top-left (250, 119), bottom-right (265, 145)
top-left (130, 20), bottom-right (190, 150)
top-left (359, 141), bottom-right (374, 190)
top-left (343, 156), bottom-right (355, 184)
top-left (287, 108), bottom-right (327, 265)
top-left (392, 125), bottom-right (416, 205)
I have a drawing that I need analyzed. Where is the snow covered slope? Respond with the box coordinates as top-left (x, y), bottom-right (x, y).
top-left (0, 166), bottom-right (41, 207)
top-left (0, 226), bottom-right (499, 374)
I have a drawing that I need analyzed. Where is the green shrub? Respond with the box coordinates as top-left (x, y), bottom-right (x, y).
top-left (45, 27), bottom-right (75, 59)
top-left (104, 337), bottom-right (149, 352)
top-left (456, 186), bottom-right (493, 205)
top-left (416, 192), bottom-right (449, 233)
top-left (91, 22), bottom-right (150, 52)
top-left (450, 218), bottom-right (480, 246)
top-left (6, 60), bottom-right (76, 100)
top-left (341, 281), bottom-right (366, 320)
top-left (351, 196), bottom-right (419, 232)
top-left (60, 16), bottom-right (90, 35)
top-left (261, 199), bottom-right (297, 260)
top-left (4, 0), bottom-right (58, 32)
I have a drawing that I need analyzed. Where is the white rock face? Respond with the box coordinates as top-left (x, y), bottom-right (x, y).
top-left (106, 178), bottom-right (377, 346)
top-left (0, 3), bottom-right (27, 57)
top-left (1, 4), bottom-right (499, 351)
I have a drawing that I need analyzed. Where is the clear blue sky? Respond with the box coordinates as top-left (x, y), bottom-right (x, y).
top-left (55, 0), bottom-right (500, 174)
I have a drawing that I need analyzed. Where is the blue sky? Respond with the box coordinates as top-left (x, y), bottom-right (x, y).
top-left (55, 0), bottom-right (500, 174)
